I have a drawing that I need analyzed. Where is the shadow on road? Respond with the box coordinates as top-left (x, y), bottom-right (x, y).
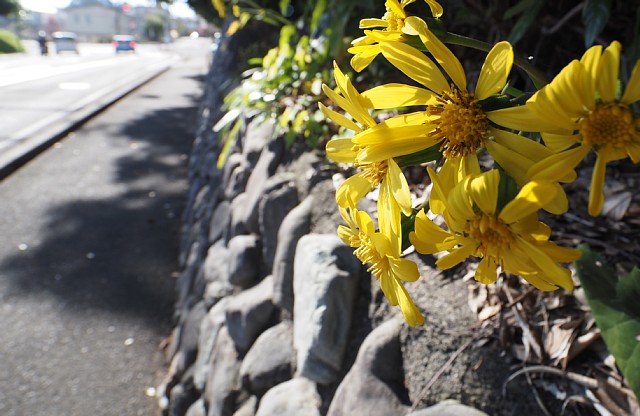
top-left (0, 84), bottom-right (203, 331)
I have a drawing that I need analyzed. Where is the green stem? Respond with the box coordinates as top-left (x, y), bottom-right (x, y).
top-left (443, 32), bottom-right (549, 89)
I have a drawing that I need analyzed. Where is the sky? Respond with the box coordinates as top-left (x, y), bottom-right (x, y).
top-left (19, 0), bottom-right (196, 18)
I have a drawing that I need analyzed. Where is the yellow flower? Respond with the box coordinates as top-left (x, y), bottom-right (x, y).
top-left (352, 18), bottom-right (520, 183)
top-left (338, 203), bottom-right (425, 326)
top-left (322, 63), bottom-right (413, 216)
top-left (348, 0), bottom-right (443, 72)
top-left (409, 169), bottom-right (580, 291)
top-left (491, 41), bottom-right (640, 216)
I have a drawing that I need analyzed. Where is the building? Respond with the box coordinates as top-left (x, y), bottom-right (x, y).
top-left (58, 0), bottom-right (136, 42)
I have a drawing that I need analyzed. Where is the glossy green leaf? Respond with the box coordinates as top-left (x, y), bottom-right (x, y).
top-left (582, 0), bottom-right (612, 47)
top-left (575, 244), bottom-right (640, 402)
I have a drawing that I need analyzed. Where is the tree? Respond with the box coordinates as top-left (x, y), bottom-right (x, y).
top-left (144, 13), bottom-right (165, 42)
top-left (0, 0), bottom-right (19, 16)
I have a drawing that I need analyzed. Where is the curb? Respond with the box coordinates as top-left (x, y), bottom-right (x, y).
top-left (0, 60), bottom-right (173, 180)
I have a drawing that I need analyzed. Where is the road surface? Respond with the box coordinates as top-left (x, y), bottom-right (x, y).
top-left (0, 41), bottom-right (179, 177)
top-left (0, 36), bottom-right (211, 416)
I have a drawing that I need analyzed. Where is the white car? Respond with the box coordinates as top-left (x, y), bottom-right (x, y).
top-left (52, 32), bottom-right (79, 54)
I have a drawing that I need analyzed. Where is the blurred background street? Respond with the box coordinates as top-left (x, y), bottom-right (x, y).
top-left (0, 34), bottom-right (211, 415)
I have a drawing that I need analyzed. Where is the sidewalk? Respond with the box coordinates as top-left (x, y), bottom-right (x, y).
top-left (0, 39), bottom-right (209, 415)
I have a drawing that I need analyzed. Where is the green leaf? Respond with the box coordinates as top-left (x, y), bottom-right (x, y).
top-left (503, 0), bottom-right (536, 20)
top-left (582, 0), bottom-right (611, 47)
top-left (496, 171), bottom-right (518, 213)
top-left (575, 244), bottom-right (640, 402)
top-left (507, 0), bottom-right (546, 45)
top-left (217, 117), bottom-right (244, 169)
top-left (310, 0), bottom-right (327, 34)
top-left (401, 210), bottom-right (417, 252)
top-left (279, 0), bottom-right (290, 16)
top-left (395, 143), bottom-right (442, 167)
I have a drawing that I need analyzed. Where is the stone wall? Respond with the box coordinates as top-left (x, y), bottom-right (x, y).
top-left (156, 33), bottom-right (508, 416)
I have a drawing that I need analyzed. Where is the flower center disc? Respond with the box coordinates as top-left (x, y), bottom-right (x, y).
top-left (580, 104), bottom-right (637, 149)
top-left (429, 88), bottom-right (489, 158)
top-left (357, 160), bottom-right (388, 186)
top-left (383, 10), bottom-right (404, 31)
top-left (354, 234), bottom-right (385, 279)
top-left (467, 214), bottom-right (512, 258)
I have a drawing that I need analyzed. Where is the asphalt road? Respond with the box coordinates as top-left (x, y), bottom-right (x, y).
top-left (0, 41), bottom-right (178, 178)
top-left (0, 37), bottom-right (211, 415)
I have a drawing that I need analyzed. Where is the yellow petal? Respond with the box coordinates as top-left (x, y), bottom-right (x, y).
top-left (387, 159), bottom-right (413, 216)
top-left (377, 180), bottom-right (402, 253)
top-left (580, 44), bottom-right (602, 82)
top-left (528, 86), bottom-right (582, 131)
top-left (336, 174), bottom-right (372, 208)
top-left (366, 30), bottom-right (405, 42)
top-left (446, 175), bottom-right (476, 221)
top-left (475, 41), bottom-right (513, 100)
top-left (360, 84), bottom-right (439, 108)
top-left (499, 180), bottom-right (559, 224)
top-left (520, 272), bottom-right (564, 292)
top-left (509, 214), bottom-right (543, 236)
top-left (405, 16), bottom-right (466, 91)
top-left (543, 184), bottom-right (569, 215)
top-left (514, 238), bottom-right (574, 290)
top-left (488, 105), bottom-right (563, 133)
top-left (326, 137), bottom-right (357, 163)
top-left (621, 59), bottom-right (640, 105)
top-left (386, 0), bottom-right (406, 18)
top-left (411, 210), bottom-right (454, 248)
top-left (379, 271), bottom-right (399, 305)
top-left (337, 225), bottom-right (355, 246)
top-left (536, 241), bottom-right (582, 263)
top-left (397, 291), bottom-right (426, 327)
top-left (319, 103), bottom-right (361, 133)
top-left (545, 61), bottom-right (593, 117)
top-left (445, 175), bottom-right (475, 220)
top-left (350, 35), bottom-right (373, 47)
top-left (541, 132), bottom-right (578, 152)
top-left (332, 61), bottom-right (349, 95)
top-left (597, 41), bottom-right (621, 103)
top-left (468, 170), bottom-right (500, 216)
top-left (627, 142), bottom-right (640, 163)
top-left (379, 41), bottom-right (450, 93)
top-left (588, 153), bottom-right (607, 216)
top-left (322, 84), bottom-right (372, 127)
top-left (427, 166), bottom-right (447, 215)
top-left (527, 144), bottom-right (590, 182)
top-left (389, 256), bottom-right (420, 282)
top-left (485, 140), bottom-right (530, 186)
top-left (492, 128), bottom-right (552, 160)
top-left (392, 277), bottom-right (426, 326)
top-left (356, 209), bottom-right (376, 235)
top-left (350, 45), bottom-right (380, 72)
top-left (425, 0), bottom-right (443, 17)
top-left (359, 18), bottom-right (389, 29)
top-left (475, 257), bottom-right (498, 284)
top-left (436, 241), bottom-right (476, 270)
top-left (354, 123), bottom-right (428, 146)
top-left (358, 138), bottom-right (440, 163)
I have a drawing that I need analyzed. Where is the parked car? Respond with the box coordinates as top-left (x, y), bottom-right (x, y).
top-left (112, 35), bottom-right (136, 53)
top-left (52, 32), bottom-right (78, 54)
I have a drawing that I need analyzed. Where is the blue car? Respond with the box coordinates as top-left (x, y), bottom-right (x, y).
top-left (113, 35), bottom-right (136, 53)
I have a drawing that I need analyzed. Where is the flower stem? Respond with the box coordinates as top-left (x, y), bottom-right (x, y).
top-left (443, 32), bottom-right (549, 88)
